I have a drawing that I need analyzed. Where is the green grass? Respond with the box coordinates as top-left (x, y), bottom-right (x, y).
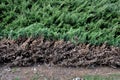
top-left (31, 74), bottom-right (39, 80)
top-left (31, 74), bottom-right (120, 80)
top-left (83, 75), bottom-right (120, 80)
top-left (0, 0), bottom-right (120, 46)
top-left (13, 77), bottom-right (20, 80)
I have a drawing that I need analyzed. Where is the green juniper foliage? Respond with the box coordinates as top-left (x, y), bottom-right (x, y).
top-left (0, 0), bottom-right (120, 46)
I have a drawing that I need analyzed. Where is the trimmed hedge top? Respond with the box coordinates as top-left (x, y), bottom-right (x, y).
top-left (0, 0), bottom-right (120, 46)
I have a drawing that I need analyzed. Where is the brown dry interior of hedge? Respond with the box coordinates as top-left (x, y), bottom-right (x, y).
top-left (0, 37), bottom-right (120, 68)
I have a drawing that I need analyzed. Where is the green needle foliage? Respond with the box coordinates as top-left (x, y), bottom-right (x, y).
top-left (0, 0), bottom-right (120, 46)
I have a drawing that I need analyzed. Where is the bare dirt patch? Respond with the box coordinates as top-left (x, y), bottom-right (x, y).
top-left (1, 65), bottom-right (120, 80)
top-left (0, 37), bottom-right (120, 68)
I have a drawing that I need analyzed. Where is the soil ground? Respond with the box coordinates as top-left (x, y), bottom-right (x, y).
top-left (1, 65), bottom-right (120, 80)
